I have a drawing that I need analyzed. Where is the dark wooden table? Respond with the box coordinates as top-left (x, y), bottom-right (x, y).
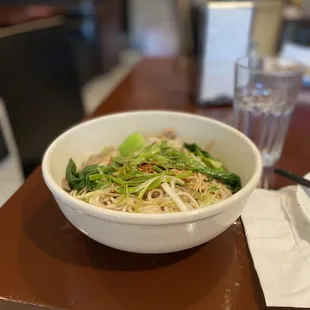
top-left (0, 58), bottom-right (310, 310)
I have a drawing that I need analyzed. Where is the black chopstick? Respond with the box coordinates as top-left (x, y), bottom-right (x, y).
top-left (274, 168), bottom-right (310, 188)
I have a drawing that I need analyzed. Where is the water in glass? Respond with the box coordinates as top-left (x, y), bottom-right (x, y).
top-left (234, 88), bottom-right (293, 167)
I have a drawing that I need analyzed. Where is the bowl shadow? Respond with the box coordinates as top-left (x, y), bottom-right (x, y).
top-left (65, 229), bottom-right (235, 310)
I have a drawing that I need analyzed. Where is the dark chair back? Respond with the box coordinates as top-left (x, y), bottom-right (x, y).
top-left (0, 19), bottom-right (85, 177)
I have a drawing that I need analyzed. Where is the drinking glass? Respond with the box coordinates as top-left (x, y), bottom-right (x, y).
top-left (234, 56), bottom-right (303, 188)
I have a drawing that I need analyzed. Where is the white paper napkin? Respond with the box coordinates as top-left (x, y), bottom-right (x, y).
top-left (280, 41), bottom-right (310, 68)
top-left (242, 186), bottom-right (310, 308)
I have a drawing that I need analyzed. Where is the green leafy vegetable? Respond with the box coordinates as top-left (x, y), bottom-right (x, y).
top-left (184, 143), bottom-right (224, 171)
top-left (158, 145), bottom-right (241, 193)
top-left (65, 159), bottom-right (116, 192)
top-left (65, 159), bottom-right (96, 191)
top-left (119, 132), bottom-right (145, 157)
top-left (65, 158), bottom-right (78, 186)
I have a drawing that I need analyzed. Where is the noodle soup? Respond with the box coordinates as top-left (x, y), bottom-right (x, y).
top-left (63, 129), bottom-right (241, 214)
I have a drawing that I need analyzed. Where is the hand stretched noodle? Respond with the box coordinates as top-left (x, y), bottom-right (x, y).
top-left (177, 192), bottom-right (199, 209)
top-left (64, 129), bottom-right (237, 214)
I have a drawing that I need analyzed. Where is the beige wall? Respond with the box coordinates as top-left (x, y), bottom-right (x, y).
top-left (129, 0), bottom-right (179, 56)
top-left (252, 0), bottom-right (284, 55)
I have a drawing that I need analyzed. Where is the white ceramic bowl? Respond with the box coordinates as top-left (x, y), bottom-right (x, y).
top-left (42, 111), bottom-right (262, 253)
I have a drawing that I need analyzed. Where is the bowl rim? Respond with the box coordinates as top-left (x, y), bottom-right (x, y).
top-left (42, 110), bottom-right (262, 225)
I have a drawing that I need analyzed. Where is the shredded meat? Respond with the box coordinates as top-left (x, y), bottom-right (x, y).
top-left (81, 155), bottom-right (111, 169)
top-left (138, 163), bottom-right (155, 173)
top-left (62, 178), bottom-right (70, 191)
top-left (163, 128), bottom-right (177, 139)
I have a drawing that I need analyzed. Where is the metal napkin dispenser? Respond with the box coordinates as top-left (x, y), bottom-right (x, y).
top-left (196, 2), bottom-right (254, 105)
